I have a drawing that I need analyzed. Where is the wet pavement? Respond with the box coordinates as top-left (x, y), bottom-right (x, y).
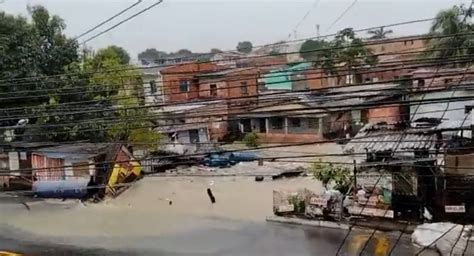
top-left (0, 220), bottom-right (413, 256)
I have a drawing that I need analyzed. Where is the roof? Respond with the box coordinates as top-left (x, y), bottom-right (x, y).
top-left (436, 112), bottom-right (472, 130)
top-left (344, 123), bottom-right (439, 155)
top-left (154, 123), bottom-right (208, 133)
top-left (302, 83), bottom-right (404, 109)
top-left (139, 65), bottom-right (166, 76)
top-left (34, 143), bottom-right (112, 160)
top-left (411, 67), bottom-right (471, 75)
top-left (197, 67), bottom-right (255, 78)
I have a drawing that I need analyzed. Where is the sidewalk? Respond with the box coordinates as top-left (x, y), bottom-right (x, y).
top-left (266, 215), bottom-right (417, 233)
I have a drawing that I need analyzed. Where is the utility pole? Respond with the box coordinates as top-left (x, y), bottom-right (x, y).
top-left (316, 24), bottom-right (320, 39)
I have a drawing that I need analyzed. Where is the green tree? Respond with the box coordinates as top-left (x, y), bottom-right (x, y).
top-left (210, 48), bottom-right (223, 54)
top-left (28, 5), bottom-right (79, 76)
top-left (243, 131), bottom-right (260, 148)
top-left (236, 41), bottom-right (253, 53)
top-left (137, 48), bottom-right (167, 61)
top-left (0, 5), bottom-right (80, 128)
top-left (299, 39), bottom-right (329, 62)
top-left (331, 28), bottom-right (377, 75)
top-left (94, 45), bottom-right (130, 65)
top-left (174, 49), bottom-right (192, 56)
top-left (424, 5), bottom-right (474, 65)
top-left (88, 50), bottom-right (160, 149)
top-left (367, 27), bottom-right (393, 39)
top-left (300, 28), bottom-right (376, 79)
top-left (308, 160), bottom-right (351, 193)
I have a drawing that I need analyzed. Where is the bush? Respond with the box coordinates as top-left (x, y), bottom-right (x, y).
top-left (243, 132), bottom-right (260, 148)
top-left (308, 159), bottom-right (352, 193)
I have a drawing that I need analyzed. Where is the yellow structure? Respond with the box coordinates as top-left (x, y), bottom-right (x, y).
top-left (348, 232), bottom-right (390, 256)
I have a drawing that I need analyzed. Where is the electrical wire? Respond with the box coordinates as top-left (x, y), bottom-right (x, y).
top-left (80, 0), bottom-right (164, 45)
top-left (1, 60), bottom-right (473, 124)
top-left (73, 0), bottom-right (143, 40)
top-left (338, 10), bottom-right (474, 255)
top-left (326, 0), bottom-right (359, 32)
top-left (2, 28), bottom-right (473, 86)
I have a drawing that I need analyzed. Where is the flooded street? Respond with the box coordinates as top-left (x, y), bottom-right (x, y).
top-left (0, 176), bottom-right (413, 255)
top-left (1, 219), bottom-right (413, 255)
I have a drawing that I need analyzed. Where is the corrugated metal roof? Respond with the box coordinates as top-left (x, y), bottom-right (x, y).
top-left (344, 123), bottom-right (439, 154)
top-left (436, 112), bottom-right (472, 130)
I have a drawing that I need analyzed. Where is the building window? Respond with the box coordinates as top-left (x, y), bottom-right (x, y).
top-left (149, 80), bottom-right (157, 94)
top-left (210, 84), bottom-right (217, 97)
top-left (289, 118), bottom-right (301, 128)
top-left (270, 117), bottom-right (284, 130)
top-left (308, 118), bottom-right (320, 132)
top-left (240, 81), bottom-right (248, 95)
top-left (417, 79), bottom-right (425, 88)
top-left (179, 80), bottom-right (190, 92)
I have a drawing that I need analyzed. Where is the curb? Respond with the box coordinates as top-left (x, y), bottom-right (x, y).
top-left (266, 216), bottom-right (350, 230)
top-left (266, 216), bottom-right (416, 233)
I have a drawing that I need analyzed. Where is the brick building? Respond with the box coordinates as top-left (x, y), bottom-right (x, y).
top-left (160, 62), bottom-right (220, 103)
top-left (237, 83), bottom-right (406, 143)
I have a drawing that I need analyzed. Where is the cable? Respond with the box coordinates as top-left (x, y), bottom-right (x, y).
top-left (326, 0), bottom-right (359, 32)
top-left (355, 8), bottom-right (474, 255)
top-left (0, 34), bottom-right (460, 89)
top-left (288, 0), bottom-right (321, 39)
top-left (0, 45), bottom-right (470, 99)
top-left (73, 0), bottom-right (143, 40)
top-left (1, 59), bottom-right (473, 123)
top-left (0, 142), bottom-right (472, 175)
top-left (2, 27), bottom-right (473, 85)
top-left (80, 0), bottom-right (164, 45)
top-left (3, 89), bottom-right (474, 141)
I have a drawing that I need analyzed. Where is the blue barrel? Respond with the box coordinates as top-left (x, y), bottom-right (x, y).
top-left (32, 179), bottom-right (89, 199)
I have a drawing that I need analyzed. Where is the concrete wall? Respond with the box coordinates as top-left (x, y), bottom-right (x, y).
top-left (445, 153), bottom-right (474, 175)
top-left (142, 74), bottom-right (164, 107)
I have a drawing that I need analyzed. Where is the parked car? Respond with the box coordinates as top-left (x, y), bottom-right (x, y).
top-left (202, 151), bottom-right (259, 167)
top-left (230, 152), bottom-right (259, 162)
top-left (202, 152), bottom-right (235, 167)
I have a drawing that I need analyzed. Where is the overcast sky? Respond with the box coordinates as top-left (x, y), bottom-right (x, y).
top-left (1, 0), bottom-right (470, 60)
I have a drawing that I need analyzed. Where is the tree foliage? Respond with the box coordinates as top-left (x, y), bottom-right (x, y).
top-left (243, 131), bottom-right (260, 148)
top-left (366, 27), bottom-right (393, 39)
top-left (424, 5), bottom-right (474, 65)
top-left (94, 45), bottom-right (130, 66)
top-left (137, 48), bottom-right (167, 62)
top-left (299, 39), bottom-right (329, 63)
top-left (300, 28), bottom-right (377, 76)
top-left (210, 48), bottom-right (223, 54)
top-left (308, 160), bottom-right (352, 193)
top-left (236, 41), bottom-right (253, 53)
top-left (0, 6), bottom-right (160, 148)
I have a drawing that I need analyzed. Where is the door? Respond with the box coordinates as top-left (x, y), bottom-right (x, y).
top-left (189, 129), bottom-right (200, 143)
top-left (258, 118), bottom-right (266, 133)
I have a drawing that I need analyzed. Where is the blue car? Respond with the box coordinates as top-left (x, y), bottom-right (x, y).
top-left (202, 152), bottom-right (259, 167)
top-left (202, 152), bottom-right (235, 167)
top-left (230, 152), bottom-right (259, 162)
